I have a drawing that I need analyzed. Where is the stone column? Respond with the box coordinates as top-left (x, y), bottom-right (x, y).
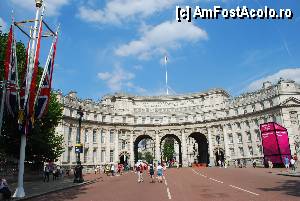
top-left (207, 127), bottom-right (215, 166)
top-left (181, 129), bottom-right (188, 167)
top-left (250, 121), bottom-right (259, 157)
top-left (241, 122), bottom-right (249, 158)
top-left (129, 130), bottom-right (134, 167)
top-left (232, 124), bottom-right (240, 159)
top-left (114, 129), bottom-right (119, 163)
top-left (98, 129), bottom-right (102, 165)
top-left (155, 131), bottom-right (161, 164)
top-left (106, 129), bottom-right (111, 163)
top-left (222, 125), bottom-right (230, 159)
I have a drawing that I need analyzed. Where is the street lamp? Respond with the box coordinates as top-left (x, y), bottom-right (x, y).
top-left (216, 135), bottom-right (220, 166)
top-left (35, 0), bottom-right (43, 8)
top-left (74, 106), bottom-right (84, 183)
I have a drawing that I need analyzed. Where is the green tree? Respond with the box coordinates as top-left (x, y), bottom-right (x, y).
top-left (163, 138), bottom-right (175, 162)
top-left (0, 28), bottom-right (64, 165)
top-left (143, 151), bottom-right (154, 164)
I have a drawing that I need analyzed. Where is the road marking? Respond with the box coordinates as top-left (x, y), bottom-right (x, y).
top-left (192, 169), bottom-right (207, 178)
top-left (209, 177), bottom-right (224, 184)
top-left (164, 179), bottom-right (168, 186)
top-left (167, 187), bottom-right (172, 199)
top-left (229, 185), bottom-right (260, 196)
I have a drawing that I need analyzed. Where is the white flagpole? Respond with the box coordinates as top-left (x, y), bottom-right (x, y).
top-left (164, 56), bottom-right (168, 95)
top-left (13, 4), bottom-right (44, 198)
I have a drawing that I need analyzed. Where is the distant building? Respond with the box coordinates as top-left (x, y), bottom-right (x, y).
top-left (56, 78), bottom-right (300, 168)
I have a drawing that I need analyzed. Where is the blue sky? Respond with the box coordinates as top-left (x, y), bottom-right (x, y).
top-left (0, 0), bottom-right (300, 100)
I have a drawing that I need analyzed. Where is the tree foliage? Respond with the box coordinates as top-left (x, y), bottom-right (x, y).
top-left (0, 29), bottom-right (64, 164)
top-left (162, 138), bottom-right (175, 162)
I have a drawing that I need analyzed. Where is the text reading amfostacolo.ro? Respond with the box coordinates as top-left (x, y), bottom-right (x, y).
top-left (176, 5), bottom-right (294, 22)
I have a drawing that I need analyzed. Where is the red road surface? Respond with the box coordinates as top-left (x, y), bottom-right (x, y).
top-left (30, 168), bottom-right (300, 201)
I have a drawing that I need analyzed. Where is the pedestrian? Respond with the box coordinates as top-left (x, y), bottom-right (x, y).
top-left (149, 164), bottom-right (155, 183)
top-left (43, 164), bottom-right (50, 182)
top-left (111, 164), bottom-right (115, 176)
top-left (94, 166), bottom-right (98, 174)
top-left (290, 157), bottom-right (296, 171)
top-left (136, 163), bottom-right (143, 183)
top-left (252, 159), bottom-right (257, 168)
top-left (218, 159), bottom-right (221, 167)
top-left (268, 160), bottom-right (273, 169)
top-left (0, 178), bottom-right (11, 200)
top-left (157, 162), bottom-right (163, 183)
top-left (284, 156), bottom-right (290, 170)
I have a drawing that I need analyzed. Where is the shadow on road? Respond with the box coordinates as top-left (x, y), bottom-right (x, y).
top-left (33, 185), bottom-right (89, 201)
top-left (258, 179), bottom-right (300, 197)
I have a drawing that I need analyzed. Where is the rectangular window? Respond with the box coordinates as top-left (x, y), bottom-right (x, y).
top-left (67, 148), bottom-right (71, 163)
top-left (101, 150), bottom-right (105, 163)
top-left (256, 130), bottom-right (261, 141)
top-left (249, 146), bottom-right (253, 156)
top-left (68, 127), bottom-right (72, 142)
top-left (122, 140), bottom-right (126, 149)
top-left (93, 130), bottom-right (97, 143)
top-left (228, 134), bottom-right (233, 144)
top-left (94, 114), bottom-right (97, 121)
top-left (246, 131), bottom-right (252, 142)
top-left (237, 133), bottom-right (242, 143)
top-left (110, 130), bottom-right (114, 143)
top-left (84, 149), bottom-right (88, 163)
top-left (84, 129), bottom-right (89, 143)
top-left (93, 149), bottom-right (97, 163)
top-left (110, 150), bottom-right (114, 162)
top-left (258, 145), bottom-right (262, 155)
top-left (101, 130), bottom-right (105, 144)
top-left (290, 111), bottom-right (298, 124)
top-left (239, 147), bottom-right (244, 156)
top-left (230, 148), bottom-right (235, 156)
top-left (123, 116), bottom-right (126, 123)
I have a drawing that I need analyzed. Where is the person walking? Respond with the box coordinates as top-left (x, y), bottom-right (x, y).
top-left (284, 156), bottom-right (290, 170)
top-left (43, 164), bottom-right (50, 182)
top-left (252, 159), bottom-right (257, 168)
top-left (290, 157), bottom-right (296, 171)
top-left (136, 163), bottom-right (144, 183)
top-left (111, 164), bottom-right (115, 176)
top-left (149, 164), bottom-right (155, 183)
top-left (157, 162), bottom-right (163, 183)
top-left (0, 178), bottom-right (11, 200)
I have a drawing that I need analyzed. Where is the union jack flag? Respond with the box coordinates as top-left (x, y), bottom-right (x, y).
top-left (35, 39), bottom-right (57, 119)
top-left (4, 25), bottom-right (18, 117)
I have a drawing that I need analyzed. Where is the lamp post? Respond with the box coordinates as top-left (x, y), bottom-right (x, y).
top-left (74, 106), bottom-right (84, 183)
top-left (216, 135), bottom-right (220, 166)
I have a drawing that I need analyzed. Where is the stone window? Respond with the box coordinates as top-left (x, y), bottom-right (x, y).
top-left (237, 133), bottom-right (242, 143)
top-left (236, 122), bottom-right (241, 129)
top-left (110, 130), bottom-right (114, 143)
top-left (68, 127), bottom-right (72, 142)
top-left (84, 129), bottom-right (89, 143)
top-left (93, 129), bottom-right (97, 143)
top-left (121, 140), bottom-right (126, 150)
top-left (228, 134), bottom-right (233, 144)
top-left (230, 148), bottom-right (235, 156)
top-left (94, 114), bottom-right (97, 121)
top-left (123, 116), bottom-right (126, 123)
top-left (255, 129), bottom-right (261, 141)
top-left (101, 150), bottom-right (105, 163)
top-left (257, 145), bottom-right (262, 155)
top-left (239, 147), bottom-right (244, 156)
top-left (252, 105), bottom-right (256, 112)
top-left (248, 146), bottom-right (253, 156)
top-left (67, 148), bottom-right (71, 163)
top-left (110, 150), bottom-right (114, 162)
top-left (100, 130), bottom-right (104, 144)
top-left (84, 149), bottom-right (88, 163)
top-left (289, 111), bottom-right (298, 125)
top-left (93, 149), bottom-right (97, 163)
top-left (246, 131), bottom-right (251, 142)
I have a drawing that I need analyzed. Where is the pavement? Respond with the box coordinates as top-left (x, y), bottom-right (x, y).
top-left (10, 173), bottom-right (103, 200)
top-left (26, 167), bottom-right (300, 201)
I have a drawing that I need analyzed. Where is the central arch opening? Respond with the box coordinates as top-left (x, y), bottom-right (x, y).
top-left (188, 133), bottom-right (209, 166)
top-left (160, 134), bottom-right (182, 167)
top-left (134, 135), bottom-right (155, 163)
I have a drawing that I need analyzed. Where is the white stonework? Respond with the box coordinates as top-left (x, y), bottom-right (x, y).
top-left (56, 79), bottom-right (300, 168)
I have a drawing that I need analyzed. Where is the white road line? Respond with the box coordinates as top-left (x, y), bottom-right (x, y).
top-left (167, 187), bottom-right (172, 200)
top-left (229, 185), bottom-right (260, 196)
top-left (209, 177), bottom-right (224, 184)
top-left (192, 169), bottom-right (207, 178)
top-left (164, 179), bottom-right (168, 186)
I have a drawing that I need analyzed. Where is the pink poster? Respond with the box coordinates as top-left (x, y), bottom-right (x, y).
top-left (276, 131), bottom-right (291, 155)
top-left (274, 123), bottom-right (287, 131)
top-left (261, 131), bottom-right (280, 156)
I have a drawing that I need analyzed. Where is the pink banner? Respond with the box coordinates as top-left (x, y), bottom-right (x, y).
top-left (260, 123), bottom-right (274, 132)
top-left (261, 131), bottom-right (280, 156)
top-left (276, 131), bottom-right (291, 155)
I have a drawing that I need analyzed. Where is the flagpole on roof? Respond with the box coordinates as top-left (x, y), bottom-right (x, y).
top-left (164, 55), bottom-right (168, 95)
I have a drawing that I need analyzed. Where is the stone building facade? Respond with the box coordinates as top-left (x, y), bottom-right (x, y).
top-left (56, 79), bottom-right (300, 168)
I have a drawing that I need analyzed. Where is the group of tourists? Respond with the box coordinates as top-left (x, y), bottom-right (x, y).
top-left (135, 161), bottom-right (164, 183)
top-left (43, 163), bottom-right (64, 182)
top-left (284, 155), bottom-right (298, 171)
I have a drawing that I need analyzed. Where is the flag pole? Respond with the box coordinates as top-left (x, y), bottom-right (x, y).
top-left (13, 2), bottom-right (44, 198)
top-left (164, 55), bottom-right (168, 95)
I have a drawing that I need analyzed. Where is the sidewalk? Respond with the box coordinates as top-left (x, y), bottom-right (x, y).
top-left (277, 167), bottom-right (300, 177)
top-left (10, 173), bottom-right (103, 200)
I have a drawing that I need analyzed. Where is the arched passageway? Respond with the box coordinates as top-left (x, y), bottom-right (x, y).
top-left (188, 133), bottom-right (209, 166)
top-left (134, 135), bottom-right (154, 163)
top-left (160, 134), bottom-right (182, 166)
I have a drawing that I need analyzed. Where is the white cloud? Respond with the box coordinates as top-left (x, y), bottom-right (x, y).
top-left (97, 64), bottom-right (136, 91)
top-left (78, 0), bottom-right (182, 24)
top-left (10, 0), bottom-right (69, 16)
top-left (115, 21), bottom-right (208, 59)
top-left (0, 17), bottom-right (7, 32)
top-left (247, 68), bottom-right (300, 91)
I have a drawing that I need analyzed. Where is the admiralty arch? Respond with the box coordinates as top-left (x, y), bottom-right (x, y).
top-left (56, 79), bottom-right (300, 168)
